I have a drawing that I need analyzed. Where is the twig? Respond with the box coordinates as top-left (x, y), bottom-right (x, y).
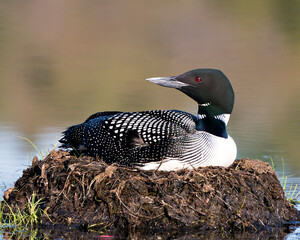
top-left (115, 185), bottom-right (163, 219)
top-left (236, 196), bottom-right (246, 215)
top-left (57, 171), bottom-right (74, 201)
top-left (155, 157), bottom-right (164, 173)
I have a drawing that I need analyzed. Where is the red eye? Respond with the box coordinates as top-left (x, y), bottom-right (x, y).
top-left (195, 77), bottom-right (202, 82)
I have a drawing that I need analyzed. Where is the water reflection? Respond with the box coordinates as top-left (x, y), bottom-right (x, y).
top-left (0, 222), bottom-right (299, 239)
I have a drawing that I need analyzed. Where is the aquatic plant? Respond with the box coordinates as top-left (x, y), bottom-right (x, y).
top-left (285, 183), bottom-right (300, 205)
top-left (270, 157), bottom-right (300, 205)
top-left (16, 136), bottom-right (57, 160)
top-left (0, 192), bottom-right (50, 228)
top-left (0, 201), bottom-right (4, 224)
top-left (0, 193), bottom-right (49, 239)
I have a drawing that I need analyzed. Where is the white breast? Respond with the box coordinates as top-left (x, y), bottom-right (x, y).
top-left (138, 132), bottom-right (237, 171)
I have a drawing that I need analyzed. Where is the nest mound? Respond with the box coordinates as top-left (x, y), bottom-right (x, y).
top-left (4, 150), bottom-right (300, 236)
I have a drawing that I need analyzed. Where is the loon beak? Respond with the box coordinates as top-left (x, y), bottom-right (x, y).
top-left (146, 76), bottom-right (189, 89)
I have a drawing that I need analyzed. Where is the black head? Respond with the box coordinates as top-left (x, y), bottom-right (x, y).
top-left (147, 69), bottom-right (234, 116)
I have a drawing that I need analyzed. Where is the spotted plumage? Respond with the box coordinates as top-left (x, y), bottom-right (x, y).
top-left (60, 69), bottom-right (237, 170)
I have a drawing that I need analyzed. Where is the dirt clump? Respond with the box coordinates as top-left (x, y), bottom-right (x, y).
top-left (4, 150), bottom-right (300, 236)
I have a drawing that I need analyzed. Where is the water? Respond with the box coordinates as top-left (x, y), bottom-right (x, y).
top-left (0, 0), bottom-right (300, 238)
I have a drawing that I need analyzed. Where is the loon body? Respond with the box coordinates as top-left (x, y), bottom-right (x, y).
top-left (60, 69), bottom-right (237, 170)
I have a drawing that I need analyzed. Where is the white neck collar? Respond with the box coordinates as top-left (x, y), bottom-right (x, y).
top-left (197, 113), bottom-right (230, 126)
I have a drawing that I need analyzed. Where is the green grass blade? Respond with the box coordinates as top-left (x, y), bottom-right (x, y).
top-left (16, 136), bottom-right (43, 159)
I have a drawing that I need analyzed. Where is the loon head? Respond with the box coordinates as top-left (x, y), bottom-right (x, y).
top-left (146, 69), bottom-right (234, 116)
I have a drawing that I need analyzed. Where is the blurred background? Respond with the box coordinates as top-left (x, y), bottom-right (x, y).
top-left (0, 0), bottom-right (300, 192)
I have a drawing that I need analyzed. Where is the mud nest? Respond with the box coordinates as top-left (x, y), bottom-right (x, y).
top-left (4, 150), bottom-right (300, 236)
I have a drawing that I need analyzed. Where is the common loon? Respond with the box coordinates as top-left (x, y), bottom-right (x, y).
top-left (59, 69), bottom-right (237, 171)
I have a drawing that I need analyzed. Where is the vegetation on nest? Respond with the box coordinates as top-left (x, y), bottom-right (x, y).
top-left (19, 136), bottom-right (300, 206)
top-left (16, 136), bottom-right (300, 207)
top-left (5, 150), bottom-right (300, 235)
top-left (0, 138), bottom-right (300, 236)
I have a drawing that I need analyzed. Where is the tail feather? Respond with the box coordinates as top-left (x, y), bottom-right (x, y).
top-left (59, 123), bottom-right (85, 151)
